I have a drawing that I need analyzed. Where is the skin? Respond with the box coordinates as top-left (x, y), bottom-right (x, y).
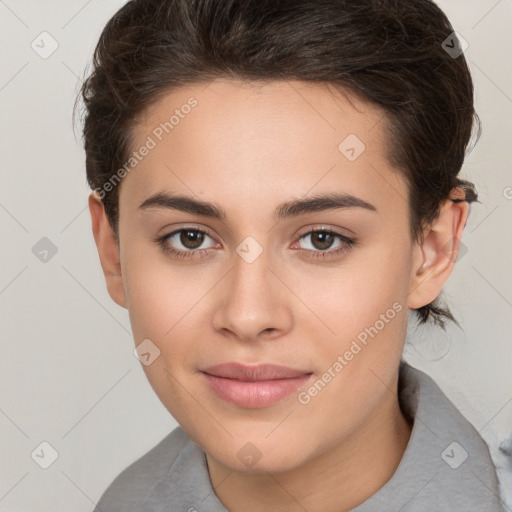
top-left (89, 78), bottom-right (468, 511)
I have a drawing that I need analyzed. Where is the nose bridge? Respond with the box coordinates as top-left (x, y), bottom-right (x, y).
top-left (229, 235), bottom-right (274, 307)
top-left (212, 234), bottom-right (291, 340)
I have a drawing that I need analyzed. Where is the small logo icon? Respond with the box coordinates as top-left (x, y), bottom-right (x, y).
top-left (133, 338), bottom-right (161, 366)
top-left (441, 441), bottom-right (468, 469)
top-left (32, 237), bottom-right (58, 263)
top-left (338, 134), bottom-right (366, 162)
top-left (236, 236), bottom-right (263, 264)
top-left (31, 441), bottom-right (59, 469)
top-left (31, 31), bottom-right (59, 59)
top-left (441, 237), bottom-right (467, 263)
top-left (442, 31), bottom-right (468, 59)
top-left (237, 442), bottom-right (263, 468)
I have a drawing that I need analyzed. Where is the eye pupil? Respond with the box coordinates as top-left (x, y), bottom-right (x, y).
top-left (312, 231), bottom-right (334, 250)
top-left (180, 230), bottom-right (204, 249)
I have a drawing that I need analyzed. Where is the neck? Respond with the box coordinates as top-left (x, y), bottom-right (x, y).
top-left (206, 376), bottom-right (413, 512)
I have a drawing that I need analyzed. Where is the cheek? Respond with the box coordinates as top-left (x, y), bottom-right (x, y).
top-left (121, 223), bottom-right (412, 351)
top-left (295, 241), bottom-right (411, 376)
top-left (352, 234), bottom-right (413, 309)
top-left (122, 251), bottom-right (216, 380)
top-left (122, 252), bottom-right (195, 342)
top-left (294, 240), bottom-right (410, 330)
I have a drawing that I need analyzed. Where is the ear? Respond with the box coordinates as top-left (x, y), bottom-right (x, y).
top-left (408, 187), bottom-right (469, 310)
top-left (88, 192), bottom-right (127, 308)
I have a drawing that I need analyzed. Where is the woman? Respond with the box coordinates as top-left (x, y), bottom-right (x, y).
top-left (77, 0), bottom-right (504, 510)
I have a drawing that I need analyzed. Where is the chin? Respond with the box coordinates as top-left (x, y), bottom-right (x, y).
top-left (204, 435), bottom-right (312, 475)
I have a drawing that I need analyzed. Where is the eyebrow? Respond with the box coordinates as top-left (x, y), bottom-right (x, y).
top-left (138, 191), bottom-right (377, 220)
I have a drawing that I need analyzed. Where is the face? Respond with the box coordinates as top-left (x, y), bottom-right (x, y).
top-left (98, 79), bottom-right (422, 472)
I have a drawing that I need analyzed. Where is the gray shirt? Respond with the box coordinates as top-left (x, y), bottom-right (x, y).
top-left (93, 362), bottom-right (505, 511)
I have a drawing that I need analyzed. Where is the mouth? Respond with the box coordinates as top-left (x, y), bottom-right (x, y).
top-left (200, 363), bottom-right (314, 408)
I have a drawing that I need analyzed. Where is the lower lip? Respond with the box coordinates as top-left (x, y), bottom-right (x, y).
top-left (201, 372), bottom-right (313, 408)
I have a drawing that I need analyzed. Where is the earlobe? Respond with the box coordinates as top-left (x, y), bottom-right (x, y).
top-left (88, 192), bottom-right (127, 309)
top-left (407, 188), bottom-right (469, 310)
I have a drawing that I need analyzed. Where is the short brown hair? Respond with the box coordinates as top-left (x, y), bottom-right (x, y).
top-left (75, 0), bottom-right (480, 329)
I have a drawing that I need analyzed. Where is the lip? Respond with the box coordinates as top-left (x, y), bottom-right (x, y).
top-left (201, 363), bottom-right (314, 408)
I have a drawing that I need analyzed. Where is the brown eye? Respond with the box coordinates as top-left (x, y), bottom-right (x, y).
top-left (158, 228), bottom-right (217, 258)
top-left (309, 231), bottom-right (336, 251)
top-left (180, 229), bottom-right (205, 249)
top-left (297, 229), bottom-right (355, 260)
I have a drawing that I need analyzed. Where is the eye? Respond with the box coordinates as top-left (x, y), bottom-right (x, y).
top-left (156, 227), bottom-right (217, 259)
top-left (295, 229), bottom-right (355, 259)
top-left (155, 226), bottom-right (356, 261)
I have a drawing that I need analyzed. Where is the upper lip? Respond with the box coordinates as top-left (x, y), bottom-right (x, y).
top-left (201, 363), bottom-right (312, 381)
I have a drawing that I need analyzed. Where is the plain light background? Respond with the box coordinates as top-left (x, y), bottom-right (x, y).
top-left (0, 0), bottom-right (511, 510)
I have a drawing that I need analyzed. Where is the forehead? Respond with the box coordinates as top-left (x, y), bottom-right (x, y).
top-left (122, 78), bottom-right (408, 223)
top-left (136, 78), bottom-right (385, 152)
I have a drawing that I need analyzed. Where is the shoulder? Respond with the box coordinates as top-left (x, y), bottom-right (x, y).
top-left (354, 362), bottom-right (505, 511)
top-left (393, 362), bottom-right (504, 510)
top-left (92, 426), bottom-right (191, 511)
top-left (399, 361), bottom-right (491, 450)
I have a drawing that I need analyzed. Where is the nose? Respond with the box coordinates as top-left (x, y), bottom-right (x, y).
top-left (211, 244), bottom-right (293, 344)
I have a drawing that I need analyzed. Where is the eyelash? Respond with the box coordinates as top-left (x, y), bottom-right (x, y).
top-left (155, 227), bottom-right (356, 260)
